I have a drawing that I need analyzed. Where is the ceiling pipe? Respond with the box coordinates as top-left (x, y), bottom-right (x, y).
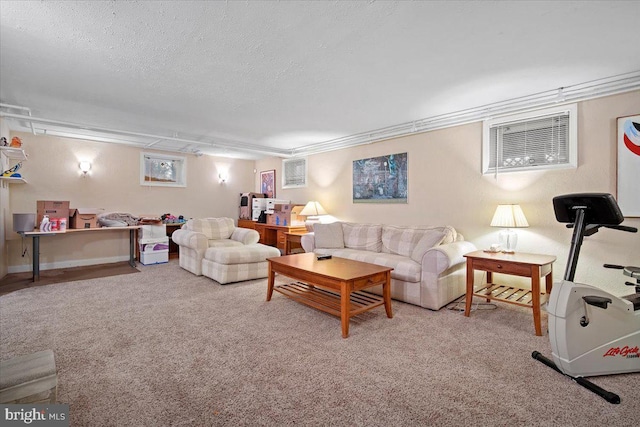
top-left (0, 110), bottom-right (293, 158)
top-left (291, 70), bottom-right (640, 157)
top-left (0, 102), bottom-right (36, 135)
top-left (1, 70), bottom-right (638, 159)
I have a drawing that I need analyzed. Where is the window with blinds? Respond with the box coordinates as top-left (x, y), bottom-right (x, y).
top-left (282, 157), bottom-right (307, 188)
top-left (482, 104), bottom-right (577, 174)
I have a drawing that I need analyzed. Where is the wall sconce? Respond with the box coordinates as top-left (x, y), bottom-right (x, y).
top-left (218, 173), bottom-right (228, 184)
top-left (79, 161), bottom-right (92, 176)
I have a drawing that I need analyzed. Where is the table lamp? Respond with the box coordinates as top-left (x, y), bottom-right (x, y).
top-left (490, 204), bottom-right (529, 253)
top-left (300, 201), bottom-right (328, 231)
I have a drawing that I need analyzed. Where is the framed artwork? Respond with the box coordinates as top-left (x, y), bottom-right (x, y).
top-left (353, 152), bottom-right (408, 203)
top-left (260, 169), bottom-right (276, 198)
top-left (140, 152), bottom-right (186, 187)
top-left (617, 114), bottom-right (640, 217)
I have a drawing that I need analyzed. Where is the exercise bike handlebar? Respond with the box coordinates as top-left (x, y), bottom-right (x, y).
top-left (566, 223), bottom-right (637, 233)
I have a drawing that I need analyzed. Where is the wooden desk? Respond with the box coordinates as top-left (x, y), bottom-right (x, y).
top-left (284, 231), bottom-right (308, 255)
top-left (20, 226), bottom-right (140, 282)
top-left (464, 250), bottom-right (556, 336)
top-left (165, 223), bottom-right (183, 259)
top-left (243, 223), bottom-right (306, 252)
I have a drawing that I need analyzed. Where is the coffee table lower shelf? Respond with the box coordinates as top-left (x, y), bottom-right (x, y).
top-left (275, 282), bottom-right (384, 317)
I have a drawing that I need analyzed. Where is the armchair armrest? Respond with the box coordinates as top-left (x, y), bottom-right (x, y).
top-left (422, 241), bottom-right (477, 275)
top-left (171, 229), bottom-right (208, 255)
top-left (230, 227), bottom-right (260, 245)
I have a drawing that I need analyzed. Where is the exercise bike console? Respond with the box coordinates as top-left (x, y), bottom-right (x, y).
top-left (532, 193), bottom-right (639, 404)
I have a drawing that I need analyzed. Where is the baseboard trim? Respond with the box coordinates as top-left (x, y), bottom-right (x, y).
top-left (7, 256), bottom-right (131, 274)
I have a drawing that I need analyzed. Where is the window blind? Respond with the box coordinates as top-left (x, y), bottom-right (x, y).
top-left (483, 104), bottom-right (577, 174)
top-left (282, 158), bottom-right (307, 188)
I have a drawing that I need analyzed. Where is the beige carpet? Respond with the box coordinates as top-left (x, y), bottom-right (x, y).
top-left (1, 259), bottom-right (637, 426)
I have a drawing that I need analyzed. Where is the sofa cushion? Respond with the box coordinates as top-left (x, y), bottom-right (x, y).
top-left (313, 248), bottom-right (421, 282)
top-left (410, 231), bottom-right (447, 263)
top-left (342, 223), bottom-right (382, 252)
top-left (381, 225), bottom-right (456, 257)
top-left (204, 244), bottom-right (280, 264)
top-left (313, 222), bottom-right (344, 249)
top-left (187, 217), bottom-right (235, 240)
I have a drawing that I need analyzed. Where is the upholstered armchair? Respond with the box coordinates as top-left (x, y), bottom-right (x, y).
top-left (171, 217), bottom-right (259, 275)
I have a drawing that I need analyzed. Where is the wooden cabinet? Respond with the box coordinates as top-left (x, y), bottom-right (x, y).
top-left (238, 220), bottom-right (306, 252)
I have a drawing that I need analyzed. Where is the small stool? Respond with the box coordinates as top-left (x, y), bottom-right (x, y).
top-left (0, 350), bottom-right (57, 404)
top-left (202, 244), bottom-right (281, 284)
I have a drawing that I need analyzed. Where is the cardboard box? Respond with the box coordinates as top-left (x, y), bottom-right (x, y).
top-left (266, 205), bottom-right (306, 226)
top-left (69, 208), bottom-right (100, 229)
top-left (36, 200), bottom-right (70, 226)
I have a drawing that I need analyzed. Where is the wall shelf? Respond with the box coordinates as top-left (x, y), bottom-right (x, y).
top-left (1, 146), bottom-right (28, 184)
top-left (0, 176), bottom-right (27, 184)
top-left (0, 146), bottom-right (27, 161)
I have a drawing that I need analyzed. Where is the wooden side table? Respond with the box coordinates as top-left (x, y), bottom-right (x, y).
top-left (464, 250), bottom-right (556, 336)
top-left (284, 231), bottom-right (308, 255)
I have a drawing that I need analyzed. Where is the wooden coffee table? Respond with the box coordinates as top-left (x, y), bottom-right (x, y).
top-left (267, 253), bottom-right (393, 338)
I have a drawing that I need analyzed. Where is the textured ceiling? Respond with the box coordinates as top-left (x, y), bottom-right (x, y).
top-left (1, 1), bottom-right (639, 159)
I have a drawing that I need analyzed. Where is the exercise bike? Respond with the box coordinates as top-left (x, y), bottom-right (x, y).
top-left (532, 193), bottom-right (640, 404)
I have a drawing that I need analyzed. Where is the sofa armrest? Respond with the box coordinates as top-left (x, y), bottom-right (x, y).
top-left (230, 227), bottom-right (260, 245)
top-left (301, 232), bottom-right (315, 253)
top-left (422, 241), bottom-right (477, 275)
top-left (171, 229), bottom-right (208, 253)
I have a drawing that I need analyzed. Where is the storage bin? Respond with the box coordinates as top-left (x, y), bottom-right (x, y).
top-left (140, 224), bottom-right (167, 239)
top-left (13, 213), bottom-right (36, 232)
top-left (140, 249), bottom-right (169, 265)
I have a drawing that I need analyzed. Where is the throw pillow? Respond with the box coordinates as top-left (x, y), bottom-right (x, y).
top-left (187, 217), bottom-right (234, 240)
top-left (410, 230), bottom-right (447, 263)
top-left (314, 222), bottom-right (345, 249)
top-left (342, 223), bottom-right (382, 252)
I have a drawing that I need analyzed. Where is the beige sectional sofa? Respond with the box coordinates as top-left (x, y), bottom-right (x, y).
top-left (301, 222), bottom-right (476, 310)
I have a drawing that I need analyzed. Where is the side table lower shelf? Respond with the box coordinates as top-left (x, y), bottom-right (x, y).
top-left (473, 283), bottom-right (549, 308)
top-left (275, 282), bottom-right (385, 317)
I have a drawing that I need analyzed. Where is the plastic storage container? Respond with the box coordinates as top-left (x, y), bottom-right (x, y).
top-left (140, 249), bottom-right (169, 265)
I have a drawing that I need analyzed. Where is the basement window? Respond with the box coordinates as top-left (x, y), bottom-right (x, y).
top-left (140, 153), bottom-right (187, 187)
top-left (282, 157), bottom-right (307, 189)
top-left (482, 104), bottom-right (577, 175)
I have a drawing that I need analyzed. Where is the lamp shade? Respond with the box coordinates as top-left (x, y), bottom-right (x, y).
top-left (299, 201), bottom-right (328, 217)
top-left (490, 204), bottom-right (529, 228)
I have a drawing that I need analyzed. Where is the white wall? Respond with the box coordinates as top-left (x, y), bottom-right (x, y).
top-left (256, 91), bottom-right (640, 296)
top-left (5, 133), bottom-right (256, 272)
